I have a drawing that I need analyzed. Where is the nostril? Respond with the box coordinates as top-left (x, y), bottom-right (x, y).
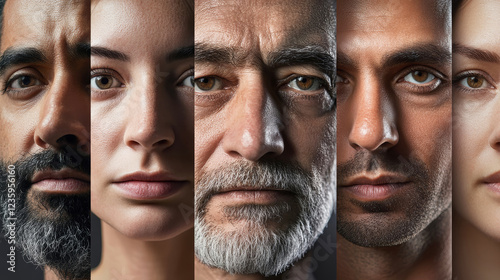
top-left (155, 139), bottom-right (170, 147)
top-left (56, 134), bottom-right (79, 147)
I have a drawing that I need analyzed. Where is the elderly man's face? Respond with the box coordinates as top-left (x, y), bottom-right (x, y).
top-left (0, 0), bottom-right (90, 278)
top-left (194, 0), bottom-right (335, 276)
top-left (336, 0), bottom-right (452, 247)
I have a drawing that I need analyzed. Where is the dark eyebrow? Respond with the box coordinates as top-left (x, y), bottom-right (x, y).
top-left (382, 44), bottom-right (451, 68)
top-left (195, 43), bottom-right (335, 76)
top-left (167, 45), bottom-right (194, 61)
top-left (195, 43), bottom-right (234, 65)
top-left (91, 46), bottom-right (129, 61)
top-left (452, 43), bottom-right (500, 63)
top-left (267, 46), bottom-right (335, 77)
top-left (0, 47), bottom-right (47, 76)
top-left (71, 42), bottom-right (90, 59)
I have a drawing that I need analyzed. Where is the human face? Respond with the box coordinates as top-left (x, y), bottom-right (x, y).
top-left (90, 0), bottom-right (194, 240)
top-left (453, 0), bottom-right (500, 240)
top-left (0, 0), bottom-right (90, 278)
top-left (337, 0), bottom-right (452, 246)
top-left (194, 0), bottom-right (336, 275)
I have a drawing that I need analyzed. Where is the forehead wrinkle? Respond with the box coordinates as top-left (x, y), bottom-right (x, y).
top-left (196, 0), bottom-right (335, 54)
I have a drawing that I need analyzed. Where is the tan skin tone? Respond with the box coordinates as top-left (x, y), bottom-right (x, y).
top-left (337, 0), bottom-right (451, 279)
top-left (453, 0), bottom-right (500, 279)
top-left (90, 0), bottom-right (194, 279)
top-left (194, 0), bottom-right (335, 279)
top-left (0, 0), bottom-right (89, 279)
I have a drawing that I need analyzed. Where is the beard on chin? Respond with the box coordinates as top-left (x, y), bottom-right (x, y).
top-left (195, 160), bottom-right (334, 276)
top-left (0, 149), bottom-right (90, 280)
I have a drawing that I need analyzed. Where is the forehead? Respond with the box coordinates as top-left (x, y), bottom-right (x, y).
top-left (454, 0), bottom-right (500, 47)
top-left (338, 0), bottom-right (450, 60)
top-left (1, 0), bottom-right (89, 53)
top-left (195, 0), bottom-right (335, 55)
top-left (91, 0), bottom-right (193, 56)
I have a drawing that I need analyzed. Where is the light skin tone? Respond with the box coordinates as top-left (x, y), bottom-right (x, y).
top-left (90, 0), bottom-right (194, 279)
top-left (336, 0), bottom-right (451, 279)
top-left (194, 0), bottom-right (335, 279)
top-left (453, 0), bottom-right (500, 279)
top-left (0, 0), bottom-right (89, 279)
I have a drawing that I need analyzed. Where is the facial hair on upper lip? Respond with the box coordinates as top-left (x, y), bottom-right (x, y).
top-left (0, 148), bottom-right (91, 280)
top-left (194, 160), bottom-right (313, 219)
top-left (194, 159), bottom-right (335, 276)
top-left (337, 150), bottom-right (427, 186)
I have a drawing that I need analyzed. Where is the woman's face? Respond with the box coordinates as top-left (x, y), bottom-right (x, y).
top-left (453, 0), bottom-right (500, 240)
top-left (90, 0), bottom-right (194, 240)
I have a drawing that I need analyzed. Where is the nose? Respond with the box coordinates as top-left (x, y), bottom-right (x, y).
top-left (34, 72), bottom-right (90, 154)
top-left (222, 75), bottom-right (284, 161)
top-left (347, 76), bottom-right (399, 152)
top-left (488, 97), bottom-right (500, 151)
top-left (123, 81), bottom-right (175, 152)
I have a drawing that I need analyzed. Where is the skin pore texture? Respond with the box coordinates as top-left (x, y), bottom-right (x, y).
top-left (194, 0), bottom-right (336, 279)
top-left (0, 0), bottom-right (90, 279)
top-left (336, 0), bottom-right (452, 279)
top-left (452, 0), bottom-right (500, 279)
top-left (90, 0), bottom-right (194, 279)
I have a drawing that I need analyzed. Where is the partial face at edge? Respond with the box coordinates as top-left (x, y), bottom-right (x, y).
top-left (0, 0), bottom-right (91, 278)
top-left (453, 0), bottom-right (500, 241)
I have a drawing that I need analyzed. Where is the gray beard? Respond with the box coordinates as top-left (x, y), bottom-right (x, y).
top-left (195, 161), bottom-right (334, 276)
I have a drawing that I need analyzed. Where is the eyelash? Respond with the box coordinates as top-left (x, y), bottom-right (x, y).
top-left (452, 70), bottom-right (495, 92)
top-left (2, 72), bottom-right (44, 96)
top-left (396, 66), bottom-right (446, 93)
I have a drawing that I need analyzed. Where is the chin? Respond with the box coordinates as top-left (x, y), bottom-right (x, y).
top-left (103, 205), bottom-right (194, 241)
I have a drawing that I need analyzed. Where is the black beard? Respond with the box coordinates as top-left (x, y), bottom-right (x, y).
top-left (0, 149), bottom-right (90, 280)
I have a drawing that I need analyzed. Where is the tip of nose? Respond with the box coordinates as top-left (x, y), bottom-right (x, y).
top-left (349, 127), bottom-right (399, 152)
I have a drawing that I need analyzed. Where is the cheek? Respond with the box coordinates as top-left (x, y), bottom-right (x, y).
top-left (194, 110), bottom-right (225, 177)
top-left (91, 103), bottom-right (126, 192)
top-left (288, 114), bottom-right (335, 172)
top-left (401, 103), bottom-right (451, 170)
top-left (0, 104), bottom-right (39, 160)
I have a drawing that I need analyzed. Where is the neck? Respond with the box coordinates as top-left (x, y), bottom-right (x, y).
top-left (92, 222), bottom-right (194, 280)
top-left (453, 210), bottom-right (500, 279)
top-left (195, 251), bottom-right (315, 280)
top-left (337, 208), bottom-right (451, 280)
top-left (44, 268), bottom-right (60, 280)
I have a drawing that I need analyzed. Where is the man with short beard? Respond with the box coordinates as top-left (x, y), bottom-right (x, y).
top-left (0, 0), bottom-right (90, 279)
top-left (194, 0), bottom-right (336, 279)
top-left (336, 0), bottom-right (452, 279)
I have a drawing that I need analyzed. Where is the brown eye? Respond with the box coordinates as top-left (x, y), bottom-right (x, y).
top-left (403, 70), bottom-right (435, 84)
top-left (466, 76), bottom-right (484, 88)
top-left (96, 76), bottom-right (112, 89)
top-left (10, 75), bottom-right (41, 89)
top-left (296, 76), bottom-right (313, 89)
top-left (91, 75), bottom-right (122, 90)
top-left (288, 76), bottom-right (323, 91)
top-left (194, 77), bottom-right (221, 92)
top-left (411, 71), bottom-right (428, 82)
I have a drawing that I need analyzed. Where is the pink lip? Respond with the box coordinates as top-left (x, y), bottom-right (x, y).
top-left (340, 174), bottom-right (409, 201)
top-left (31, 169), bottom-right (90, 194)
top-left (482, 171), bottom-right (500, 184)
top-left (481, 171), bottom-right (500, 196)
top-left (113, 171), bottom-right (187, 200)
